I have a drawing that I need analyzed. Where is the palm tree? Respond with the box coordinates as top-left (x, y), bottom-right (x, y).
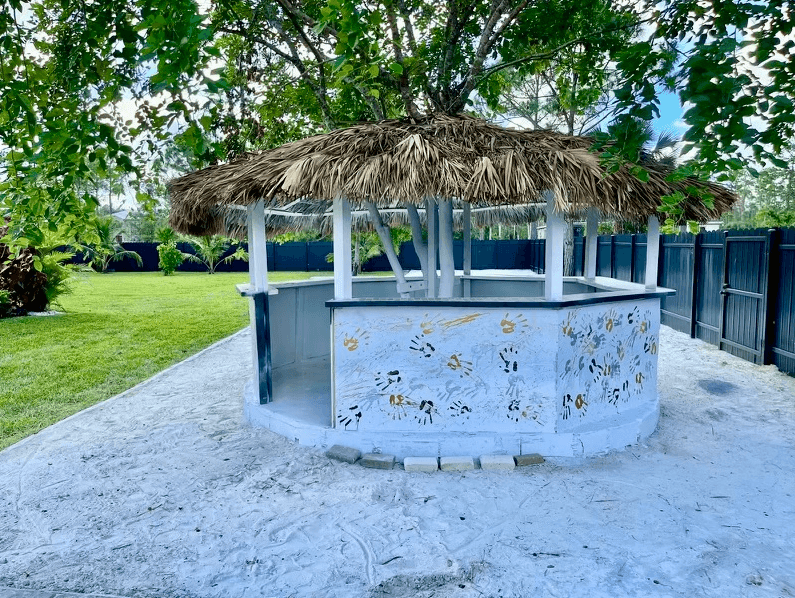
top-left (85, 216), bottom-right (142, 273)
top-left (185, 235), bottom-right (248, 273)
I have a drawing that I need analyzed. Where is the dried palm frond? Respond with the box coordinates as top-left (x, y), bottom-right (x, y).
top-left (169, 113), bottom-right (737, 237)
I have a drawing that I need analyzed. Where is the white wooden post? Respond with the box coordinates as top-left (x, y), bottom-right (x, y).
top-left (463, 202), bottom-right (472, 298)
top-left (585, 207), bottom-right (599, 281)
top-left (248, 200), bottom-right (269, 291)
top-left (645, 214), bottom-right (660, 290)
top-left (426, 198), bottom-right (438, 298)
top-left (438, 198), bottom-right (455, 298)
top-left (333, 196), bottom-right (352, 299)
top-left (544, 190), bottom-right (565, 301)
top-left (247, 200), bottom-right (271, 403)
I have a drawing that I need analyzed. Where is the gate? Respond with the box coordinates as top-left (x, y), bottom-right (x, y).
top-left (718, 231), bottom-right (773, 364)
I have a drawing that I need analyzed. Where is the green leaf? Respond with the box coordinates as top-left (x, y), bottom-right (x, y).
top-left (388, 62), bottom-right (403, 75)
top-left (368, 64), bottom-right (379, 78)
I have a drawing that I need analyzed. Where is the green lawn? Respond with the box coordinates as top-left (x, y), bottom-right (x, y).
top-left (0, 271), bottom-right (326, 450)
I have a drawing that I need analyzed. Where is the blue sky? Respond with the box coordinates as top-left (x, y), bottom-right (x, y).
top-left (654, 91), bottom-right (685, 136)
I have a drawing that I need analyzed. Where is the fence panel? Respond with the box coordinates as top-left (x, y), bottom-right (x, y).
top-left (573, 237), bottom-right (585, 276)
top-left (111, 243), bottom-right (159, 272)
top-left (273, 242), bottom-right (309, 271)
top-left (633, 234), bottom-right (647, 283)
top-left (659, 233), bottom-right (695, 335)
top-left (719, 230), bottom-right (769, 363)
top-left (307, 242), bottom-right (333, 271)
top-left (613, 235), bottom-right (634, 281)
top-left (471, 240), bottom-right (498, 269)
top-left (694, 231), bottom-right (724, 346)
top-left (773, 229), bottom-right (795, 375)
top-left (596, 237), bottom-right (613, 276)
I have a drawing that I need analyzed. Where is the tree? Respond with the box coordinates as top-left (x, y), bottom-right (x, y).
top-left (596, 0), bottom-right (795, 228)
top-left (0, 0), bottom-right (221, 253)
top-left (724, 147), bottom-right (795, 229)
top-left (4, 0), bottom-right (795, 259)
top-left (83, 216), bottom-right (143, 273)
top-left (185, 235), bottom-right (248, 273)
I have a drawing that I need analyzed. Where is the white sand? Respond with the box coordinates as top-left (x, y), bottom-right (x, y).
top-left (1, 326), bottom-right (793, 598)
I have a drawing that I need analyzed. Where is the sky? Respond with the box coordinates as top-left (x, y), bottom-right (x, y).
top-left (654, 91), bottom-right (685, 136)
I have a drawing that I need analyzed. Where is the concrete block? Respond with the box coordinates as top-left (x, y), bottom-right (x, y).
top-left (360, 453), bottom-right (395, 469)
top-left (326, 445), bottom-right (361, 464)
top-left (0, 590), bottom-right (57, 598)
top-left (480, 454), bottom-right (515, 471)
top-left (514, 453), bottom-right (545, 466)
top-left (439, 456), bottom-right (475, 471)
top-left (404, 457), bottom-right (439, 472)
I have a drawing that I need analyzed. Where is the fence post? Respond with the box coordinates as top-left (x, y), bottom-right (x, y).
top-left (689, 232), bottom-right (702, 338)
top-left (610, 234), bottom-right (616, 279)
top-left (761, 228), bottom-right (780, 365)
top-left (629, 234), bottom-right (636, 282)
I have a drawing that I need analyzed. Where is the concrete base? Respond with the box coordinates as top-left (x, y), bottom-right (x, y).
top-left (243, 374), bottom-right (659, 459)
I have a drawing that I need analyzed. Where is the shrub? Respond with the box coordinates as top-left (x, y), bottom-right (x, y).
top-left (157, 242), bottom-right (184, 276)
top-left (0, 289), bottom-right (11, 318)
top-left (0, 221), bottom-right (74, 316)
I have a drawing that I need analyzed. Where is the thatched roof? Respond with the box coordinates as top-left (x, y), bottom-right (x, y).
top-left (169, 113), bottom-right (737, 237)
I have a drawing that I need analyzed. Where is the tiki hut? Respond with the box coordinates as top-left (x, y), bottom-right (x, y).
top-left (168, 113), bottom-right (737, 459)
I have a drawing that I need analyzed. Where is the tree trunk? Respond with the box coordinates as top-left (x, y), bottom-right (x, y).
top-left (563, 217), bottom-right (575, 277)
top-left (353, 232), bottom-right (361, 275)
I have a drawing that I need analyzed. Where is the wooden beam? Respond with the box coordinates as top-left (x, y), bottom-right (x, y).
top-left (426, 198), bottom-right (438, 298)
top-left (645, 215), bottom-right (660, 290)
top-left (333, 196), bottom-right (352, 299)
top-left (544, 190), bottom-right (565, 301)
top-left (247, 200), bottom-right (271, 404)
top-left (248, 200), bottom-right (269, 291)
top-left (463, 202), bottom-right (472, 298)
top-left (585, 207), bottom-right (598, 280)
top-left (438, 198), bottom-right (455, 298)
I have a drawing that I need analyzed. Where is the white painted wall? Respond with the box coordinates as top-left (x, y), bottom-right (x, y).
top-left (331, 299), bottom-right (661, 436)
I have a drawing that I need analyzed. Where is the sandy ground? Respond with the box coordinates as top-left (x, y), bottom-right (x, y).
top-left (1, 326), bottom-right (794, 598)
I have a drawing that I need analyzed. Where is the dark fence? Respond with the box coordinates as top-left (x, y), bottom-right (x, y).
top-left (84, 239), bottom-right (549, 273)
top-left (571, 228), bottom-right (795, 377)
top-left (79, 230), bottom-right (794, 376)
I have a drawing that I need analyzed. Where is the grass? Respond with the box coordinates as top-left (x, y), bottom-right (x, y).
top-left (0, 270), bottom-right (326, 451)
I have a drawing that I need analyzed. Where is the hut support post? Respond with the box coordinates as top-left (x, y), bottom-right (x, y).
top-left (365, 202), bottom-right (408, 296)
top-left (438, 198), bottom-right (455, 298)
top-left (333, 197), bottom-right (353, 299)
top-left (407, 205), bottom-right (429, 276)
top-left (645, 215), bottom-right (660, 290)
top-left (585, 208), bottom-right (599, 281)
top-left (463, 202), bottom-right (472, 298)
top-left (426, 198), bottom-right (438, 298)
top-left (247, 200), bottom-right (272, 404)
top-left (544, 190), bottom-right (565, 301)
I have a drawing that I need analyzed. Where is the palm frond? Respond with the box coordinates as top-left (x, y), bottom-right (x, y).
top-left (168, 113), bottom-right (737, 238)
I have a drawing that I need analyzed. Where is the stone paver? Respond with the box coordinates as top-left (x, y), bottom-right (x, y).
top-left (325, 444), bottom-right (361, 464)
top-left (439, 456), bottom-right (475, 471)
top-left (359, 453), bottom-right (395, 469)
top-left (403, 456), bottom-right (439, 472)
top-left (479, 454), bottom-right (515, 471)
top-left (514, 453), bottom-right (545, 466)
